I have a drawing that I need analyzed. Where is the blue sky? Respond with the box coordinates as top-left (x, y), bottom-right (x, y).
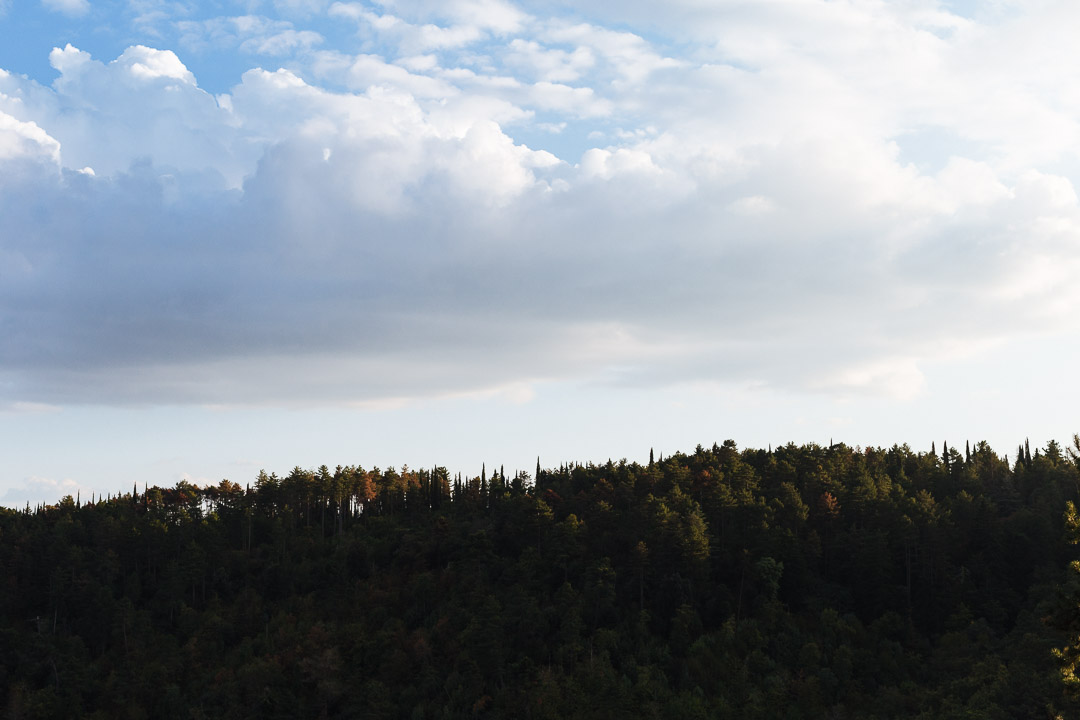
top-left (3, 0), bottom-right (1080, 506)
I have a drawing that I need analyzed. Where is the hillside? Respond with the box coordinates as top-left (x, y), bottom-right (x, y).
top-left (3, 440), bottom-right (1080, 718)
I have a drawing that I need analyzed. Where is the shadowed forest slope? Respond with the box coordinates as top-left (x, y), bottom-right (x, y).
top-left (4, 439), bottom-right (1080, 718)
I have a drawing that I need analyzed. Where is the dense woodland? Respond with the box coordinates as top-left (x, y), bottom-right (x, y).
top-left (4, 438), bottom-right (1080, 718)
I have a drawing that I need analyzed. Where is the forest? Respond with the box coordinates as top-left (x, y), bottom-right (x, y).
top-left (4, 438), bottom-right (1080, 718)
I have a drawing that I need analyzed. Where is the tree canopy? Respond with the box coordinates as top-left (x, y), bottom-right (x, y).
top-left (3, 439), bottom-right (1080, 718)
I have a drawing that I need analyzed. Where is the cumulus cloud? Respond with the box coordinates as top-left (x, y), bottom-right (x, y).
top-left (3, 1), bottom-right (1080, 411)
top-left (0, 110), bottom-right (61, 163)
top-left (115, 45), bottom-right (196, 83)
top-left (0, 45), bottom-right (243, 183)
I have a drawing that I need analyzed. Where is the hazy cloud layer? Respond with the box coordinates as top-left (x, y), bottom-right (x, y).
top-left (0, 475), bottom-right (90, 508)
top-left (2, 1), bottom-right (1080, 408)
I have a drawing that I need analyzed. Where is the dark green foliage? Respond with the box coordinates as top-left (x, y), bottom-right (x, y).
top-left (2, 441), bottom-right (1079, 718)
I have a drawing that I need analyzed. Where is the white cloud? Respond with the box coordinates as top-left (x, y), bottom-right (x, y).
top-left (0, 476), bottom-right (90, 508)
top-left (396, 54), bottom-right (439, 72)
top-left (542, 22), bottom-right (682, 85)
top-left (42, 0), bottom-right (89, 16)
top-left (325, 2), bottom-right (366, 22)
top-left (319, 51), bottom-right (457, 97)
top-left (366, 0), bottom-right (528, 34)
top-left (19, 44), bottom-right (242, 182)
top-left (5, 2), bottom-right (1080, 413)
top-left (579, 146), bottom-right (658, 180)
top-left (184, 16), bottom-right (327, 63)
top-left (179, 16), bottom-right (325, 57)
top-left (0, 110), bottom-right (61, 164)
top-left (441, 0), bottom-right (528, 34)
top-left (504, 38), bottom-right (594, 82)
top-left (329, 3), bottom-right (488, 53)
top-left (413, 23), bottom-right (485, 50)
top-left (813, 358), bottom-right (928, 402)
top-left (48, 43), bottom-right (92, 75)
top-left (115, 45), bottom-right (197, 84)
top-left (526, 81), bottom-right (611, 118)
top-left (536, 121), bottom-right (565, 134)
top-left (240, 29), bottom-right (324, 55)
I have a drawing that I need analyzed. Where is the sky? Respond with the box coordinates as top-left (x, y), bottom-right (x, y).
top-left (3, 0), bottom-right (1080, 507)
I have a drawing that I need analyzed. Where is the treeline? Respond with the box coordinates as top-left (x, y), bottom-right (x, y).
top-left (2, 439), bottom-right (1080, 718)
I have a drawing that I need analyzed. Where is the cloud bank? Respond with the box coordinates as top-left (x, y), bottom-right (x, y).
top-left (2, 1), bottom-right (1080, 409)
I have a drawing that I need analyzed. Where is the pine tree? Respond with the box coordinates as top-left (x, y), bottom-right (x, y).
top-left (1054, 501), bottom-right (1080, 697)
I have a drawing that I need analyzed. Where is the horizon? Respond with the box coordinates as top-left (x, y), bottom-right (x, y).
top-left (14, 433), bottom-right (1068, 510)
